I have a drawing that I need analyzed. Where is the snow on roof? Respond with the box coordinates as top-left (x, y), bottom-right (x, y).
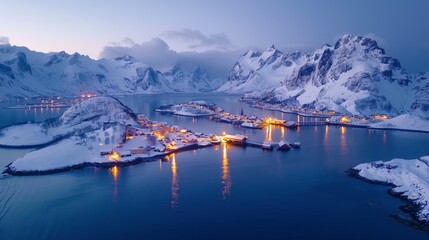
top-left (224, 134), bottom-right (247, 141)
top-left (123, 135), bottom-right (151, 149)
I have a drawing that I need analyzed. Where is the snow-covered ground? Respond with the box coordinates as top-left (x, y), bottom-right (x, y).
top-left (8, 138), bottom-right (92, 172)
top-left (1, 96), bottom-right (215, 175)
top-left (5, 133), bottom-right (186, 174)
top-left (219, 34), bottom-right (429, 119)
top-left (332, 114), bottom-right (429, 133)
top-left (250, 101), bottom-right (429, 133)
top-left (369, 114), bottom-right (429, 132)
top-left (353, 156), bottom-right (429, 223)
top-left (0, 96), bottom-right (138, 147)
top-left (0, 123), bottom-right (54, 146)
top-left (155, 102), bottom-right (215, 117)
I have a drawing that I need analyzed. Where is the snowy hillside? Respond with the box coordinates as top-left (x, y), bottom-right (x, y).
top-left (0, 45), bottom-right (225, 98)
top-left (219, 35), bottom-right (429, 117)
top-left (0, 96), bottom-right (138, 147)
top-left (353, 156), bottom-right (429, 223)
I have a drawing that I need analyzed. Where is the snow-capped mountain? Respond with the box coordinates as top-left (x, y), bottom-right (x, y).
top-left (0, 45), bottom-right (224, 98)
top-left (219, 35), bottom-right (429, 117)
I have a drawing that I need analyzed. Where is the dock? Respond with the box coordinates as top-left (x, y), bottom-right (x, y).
top-left (227, 140), bottom-right (300, 151)
top-left (245, 141), bottom-right (277, 149)
top-left (294, 121), bottom-right (327, 127)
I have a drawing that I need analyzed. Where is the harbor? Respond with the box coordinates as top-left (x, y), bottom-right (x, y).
top-left (155, 101), bottom-right (330, 132)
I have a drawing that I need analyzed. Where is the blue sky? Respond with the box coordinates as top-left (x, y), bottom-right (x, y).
top-left (1, 0), bottom-right (428, 74)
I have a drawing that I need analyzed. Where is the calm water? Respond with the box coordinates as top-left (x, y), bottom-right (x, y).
top-left (1, 94), bottom-right (429, 240)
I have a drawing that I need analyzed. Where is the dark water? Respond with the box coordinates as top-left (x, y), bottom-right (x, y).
top-left (1, 94), bottom-right (429, 240)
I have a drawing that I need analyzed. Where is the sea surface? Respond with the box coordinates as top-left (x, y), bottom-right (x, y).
top-left (1, 93), bottom-right (428, 240)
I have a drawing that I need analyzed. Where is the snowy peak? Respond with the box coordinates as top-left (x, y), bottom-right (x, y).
top-left (334, 34), bottom-right (384, 53)
top-left (0, 45), bottom-right (225, 98)
top-left (242, 49), bottom-right (262, 58)
top-left (114, 55), bottom-right (135, 62)
top-left (191, 67), bottom-right (212, 91)
top-left (219, 34), bottom-right (429, 117)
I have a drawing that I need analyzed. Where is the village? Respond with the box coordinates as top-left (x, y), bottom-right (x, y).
top-left (5, 93), bottom-right (98, 110)
top-left (101, 110), bottom-right (303, 163)
top-left (155, 100), bottom-right (392, 132)
top-left (244, 100), bottom-right (391, 127)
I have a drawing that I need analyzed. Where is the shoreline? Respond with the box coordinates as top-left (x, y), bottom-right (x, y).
top-left (348, 166), bottom-right (429, 229)
top-left (3, 143), bottom-right (200, 176)
top-left (0, 134), bottom-right (71, 149)
top-left (252, 105), bottom-right (429, 134)
top-left (345, 159), bottom-right (429, 231)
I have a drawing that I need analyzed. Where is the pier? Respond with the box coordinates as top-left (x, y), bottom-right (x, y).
top-left (226, 139), bottom-right (300, 151)
top-left (295, 121), bottom-right (328, 127)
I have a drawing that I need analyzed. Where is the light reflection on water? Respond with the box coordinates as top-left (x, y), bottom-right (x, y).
top-left (265, 124), bottom-right (273, 142)
top-left (24, 107), bottom-right (62, 117)
top-left (340, 126), bottom-right (347, 154)
top-left (324, 125), bottom-right (329, 144)
top-left (1, 94), bottom-right (429, 240)
top-left (170, 153), bottom-right (179, 209)
top-left (110, 166), bottom-right (119, 201)
top-left (281, 126), bottom-right (285, 139)
top-left (221, 142), bottom-right (232, 199)
top-left (383, 130), bottom-right (387, 144)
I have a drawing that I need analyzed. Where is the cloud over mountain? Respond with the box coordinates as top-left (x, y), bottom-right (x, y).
top-left (0, 36), bottom-right (9, 45)
top-left (100, 38), bottom-right (178, 72)
top-left (163, 28), bottom-right (233, 51)
top-left (99, 36), bottom-right (240, 78)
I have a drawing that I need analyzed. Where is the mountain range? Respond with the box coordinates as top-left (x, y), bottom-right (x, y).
top-left (1, 35), bottom-right (428, 118)
top-left (0, 45), bottom-right (225, 98)
top-left (218, 35), bottom-right (429, 118)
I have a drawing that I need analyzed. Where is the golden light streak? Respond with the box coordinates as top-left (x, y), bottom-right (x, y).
top-left (324, 125), bottom-right (329, 144)
top-left (281, 126), bottom-right (285, 139)
top-left (265, 124), bottom-right (272, 142)
top-left (171, 153), bottom-right (179, 209)
top-left (221, 142), bottom-right (232, 199)
top-left (110, 166), bottom-right (119, 182)
top-left (340, 126), bottom-right (347, 153)
top-left (110, 166), bottom-right (119, 201)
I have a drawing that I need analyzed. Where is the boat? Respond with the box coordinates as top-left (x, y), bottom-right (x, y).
top-left (277, 140), bottom-right (291, 151)
top-left (241, 122), bottom-right (262, 129)
top-left (209, 135), bottom-right (222, 145)
top-left (262, 141), bottom-right (273, 150)
top-left (220, 117), bottom-right (233, 123)
top-left (285, 121), bottom-right (297, 128)
top-left (232, 119), bottom-right (244, 125)
top-left (290, 142), bottom-right (301, 148)
top-left (154, 104), bottom-right (175, 113)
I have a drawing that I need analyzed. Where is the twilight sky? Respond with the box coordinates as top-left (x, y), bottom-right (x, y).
top-left (1, 0), bottom-right (428, 76)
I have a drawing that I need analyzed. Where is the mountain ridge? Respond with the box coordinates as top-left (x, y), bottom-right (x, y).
top-left (0, 44), bottom-right (225, 98)
top-left (218, 34), bottom-right (429, 118)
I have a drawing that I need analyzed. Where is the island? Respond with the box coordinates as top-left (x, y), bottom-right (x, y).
top-left (0, 96), bottom-right (221, 175)
top-left (351, 156), bottom-right (429, 224)
top-left (154, 100), bottom-right (217, 117)
top-left (155, 101), bottom-right (299, 129)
